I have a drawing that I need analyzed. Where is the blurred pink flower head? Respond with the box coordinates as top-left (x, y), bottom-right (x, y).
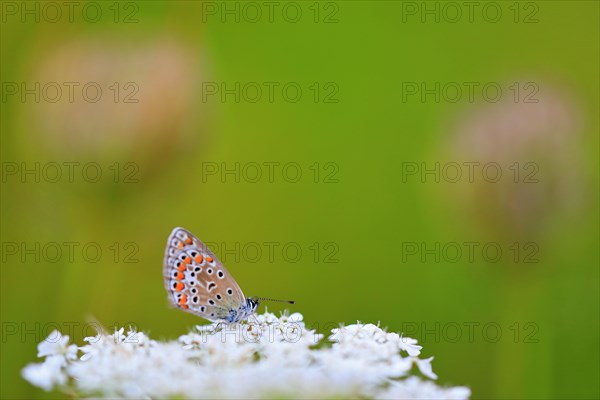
top-left (24, 36), bottom-right (204, 176)
top-left (450, 81), bottom-right (583, 237)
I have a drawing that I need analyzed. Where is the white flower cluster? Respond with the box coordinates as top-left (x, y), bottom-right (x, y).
top-left (22, 312), bottom-right (470, 399)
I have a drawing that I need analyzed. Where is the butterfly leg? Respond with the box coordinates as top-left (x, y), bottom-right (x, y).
top-left (214, 322), bottom-right (226, 333)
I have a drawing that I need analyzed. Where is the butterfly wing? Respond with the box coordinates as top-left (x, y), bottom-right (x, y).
top-left (163, 227), bottom-right (247, 322)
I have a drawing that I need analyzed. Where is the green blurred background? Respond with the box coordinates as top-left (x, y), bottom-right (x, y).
top-left (1, 1), bottom-right (598, 399)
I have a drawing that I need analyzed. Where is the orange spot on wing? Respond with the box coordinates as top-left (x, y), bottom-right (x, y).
top-left (185, 237), bottom-right (193, 245)
top-left (177, 242), bottom-right (184, 249)
top-left (195, 254), bottom-right (203, 263)
top-left (177, 263), bottom-right (186, 271)
top-left (183, 256), bottom-right (191, 264)
top-left (176, 272), bottom-right (184, 280)
top-left (181, 304), bottom-right (189, 309)
top-left (179, 294), bottom-right (188, 305)
top-left (175, 282), bottom-right (184, 292)
top-left (206, 256), bottom-right (213, 263)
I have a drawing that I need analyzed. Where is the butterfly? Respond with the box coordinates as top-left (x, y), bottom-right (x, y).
top-left (163, 227), bottom-right (293, 323)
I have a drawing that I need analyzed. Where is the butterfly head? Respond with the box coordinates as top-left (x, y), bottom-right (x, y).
top-left (247, 297), bottom-right (260, 312)
top-left (225, 297), bottom-right (259, 323)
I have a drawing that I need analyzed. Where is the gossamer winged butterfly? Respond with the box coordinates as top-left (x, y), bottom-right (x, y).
top-left (163, 227), bottom-right (294, 323)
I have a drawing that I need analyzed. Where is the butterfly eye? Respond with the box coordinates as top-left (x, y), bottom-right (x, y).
top-left (227, 288), bottom-right (233, 295)
top-left (217, 270), bottom-right (224, 279)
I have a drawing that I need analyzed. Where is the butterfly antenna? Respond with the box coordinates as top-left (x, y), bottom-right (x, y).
top-left (256, 297), bottom-right (295, 304)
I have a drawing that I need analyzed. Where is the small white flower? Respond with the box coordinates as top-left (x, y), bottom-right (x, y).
top-left (22, 355), bottom-right (68, 391)
top-left (415, 356), bottom-right (438, 380)
top-left (37, 330), bottom-right (78, 361)
top-left (288, 312), bottom-right (303, 322)
top-left (399, 335), bottom-right (423, 357)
